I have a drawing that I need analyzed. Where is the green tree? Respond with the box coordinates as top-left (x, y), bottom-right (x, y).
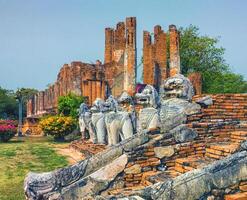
top-left (204, 72), bottom-right (247, 94)
top-left (177, 25), bottom-right (247, 93)
top-left (0, 87), bottom-right (18, 119)
top-left (58, 93), bottom-right (84, 119)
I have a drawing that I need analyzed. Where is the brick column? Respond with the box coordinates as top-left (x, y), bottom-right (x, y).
top-left (104, 28), bottom-right (114, 64)
top-left (143, 25), bottom-right (167, 88)
top-left (34, 94), bottom-right (38, 116)
top-left (169, 25), bottom-right (180, 76)
top-left (54, 82), bottom-right (60, 109)
top-left (40, 91), bottom-right (45, 114)
top-left (125, 17), bottom-right (137, 96)
top-left (154, 25), bottom-right (167, 86)
top-left (26, 98), bottom-right (32, 117)
top-left (188, 72), bottom-right (202, 95)
top-left (143, 31), bottom-right (153, 85)
top-left (114, 22), bottom-right (126, 52)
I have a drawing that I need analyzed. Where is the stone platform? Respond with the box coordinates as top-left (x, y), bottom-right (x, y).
top-left (70, 139), bottom-right (106, 158)
top-left (24, 94), bottom-right (247, 200)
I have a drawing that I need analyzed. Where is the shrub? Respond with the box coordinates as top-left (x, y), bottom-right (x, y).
top-left (0, 120), bottom-right (17, 142)
top-left (39, 116), bottom-right (76, 141)
top-left (58, 93), bottom-right (84, 119)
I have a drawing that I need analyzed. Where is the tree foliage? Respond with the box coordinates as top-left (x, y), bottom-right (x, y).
top-left (178, 25), bottom-right (247, 93)
top-left (0, 87), bottom-right (38, 119)
top-left (58, 93), bottom-right (84, 119)
top-left (16, 88), bottom-right (38, 102)
top-left (203, 71), bottom-right (247, 94)
top-left (0, 87), bottom-right (18, 119)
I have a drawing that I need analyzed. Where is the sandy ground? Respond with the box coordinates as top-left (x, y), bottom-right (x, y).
top-left (54, 145), bottom-right (85, 165)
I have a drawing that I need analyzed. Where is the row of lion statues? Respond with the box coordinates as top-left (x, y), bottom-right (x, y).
top-left (78, 74), bottom-right (197, 146)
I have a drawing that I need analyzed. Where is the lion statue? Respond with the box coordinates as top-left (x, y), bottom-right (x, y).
top-left (90, 98), bottom-right (107, 144)
top-left (104, 95), bottom-right (134, 146)
top-left (160, 74), bottom-right (194, 101)
top-left (78, 103), bottom-right (94, 141)
top-left (159, 74), bottom-right (200, 132)
top-left (135, 85), bottom-right (160, 132)
top-left (118, 91), bottom-right (137, 132)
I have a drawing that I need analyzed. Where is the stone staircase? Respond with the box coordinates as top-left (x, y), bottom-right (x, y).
top-left (144, 95), bottom-right (247, 199)
top-left (173, 131), bottom-right (247, 175)
top-left (174, 156), bottom-right (213, 173)
top-left (70, 140), bottom-right (106, 158)
top-left (70, 94), bottom-right (247, 199)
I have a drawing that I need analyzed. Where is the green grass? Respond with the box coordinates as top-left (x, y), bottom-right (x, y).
top-left (0, 137), bottom-right (69, 200)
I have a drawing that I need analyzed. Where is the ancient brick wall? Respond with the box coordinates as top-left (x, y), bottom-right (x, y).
top-left (188, 72), bottom-right (202, 95)
top-left (27, 61), bottom-right (107, 118)
top-left (143, 25), bottom-right (167, 88)
top-left (104, 17), bottom-right (137, 97)
top-left (82, 80), bottom-right (107, 105)
top-left (143, 24), bottom-right (181, 90)
top-left (105, 94), bottom-right (247, 194)
top-left (36, 91), bottom-right (44, 115)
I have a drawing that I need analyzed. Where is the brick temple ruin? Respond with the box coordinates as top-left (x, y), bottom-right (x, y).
top-left (24, 92), bottom-right (247, 199)
top-left (26, 17), bottom-right (201, 119)
top-left (24, 17), bottom-right (247, 200)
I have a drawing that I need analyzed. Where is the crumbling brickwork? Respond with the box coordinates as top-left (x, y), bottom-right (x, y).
top-left (104, 17), bottom-right (137, 97)
top-left (125, 17), bottom-right (137, 96)
top-left (169, 25), bottom-right (181, 76)
top-left (104, 28), bottom-right (114, 65)
top-left (104, 94), bottom-right (247, 195)
top-left (188, 72), bottom-right (202, 95)
top-left (143, 24), bottom-right (181, 89)
top-left (27, 18), bottom-right (194, 120)
top-left (143, 25), bottom-right (167, 88)
top-left (27, 61), bottom-right (106, 117)
top-left (82, 80), bottom-right (107, 105)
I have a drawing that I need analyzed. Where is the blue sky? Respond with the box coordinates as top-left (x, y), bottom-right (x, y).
top-left (0, 0), bottom-right (247, 90)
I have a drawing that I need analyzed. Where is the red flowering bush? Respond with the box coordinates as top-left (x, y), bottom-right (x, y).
top-left (0, 120), bottom-right (17, 142)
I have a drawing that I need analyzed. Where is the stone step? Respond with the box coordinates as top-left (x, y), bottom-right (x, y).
top-left (70, 140), bottom-right (106, 156)
top-left (174, 156), bottom-right (213, 174)
top-left (205, 142), bottom-right (239, 160)
top-left (230, 131), bottom-right (247, 144)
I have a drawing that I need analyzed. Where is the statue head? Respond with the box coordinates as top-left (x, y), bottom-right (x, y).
top-left (160, 74), bottom-right (194, 101)
top-left (104, 95), bottom-right (118, 112)
top-left (78, 103), bottom-right (89, 116)
top-left (135, 85), bottom-right (160, 108)
top-left (118, 91), bottom-right (133, 105)
top-left (91, 98), bottom-right (105, 113)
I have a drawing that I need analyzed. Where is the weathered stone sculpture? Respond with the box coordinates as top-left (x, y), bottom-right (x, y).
top-left (104, 95), bottom-right (134, 146)
top-left (135, 85), bottom-right (160, 132)
top-left (25, 73), bottom-right (247, 200)
top-left (24, 133), bottom-right (149, 200)
top-left (118, 91), bottom-right (137, 132)
top-left (90, 98), bottom-right (107, 144)
top-left (159, 74), bottom-right (201, 133)
top-left (24, 159), bottom-right (89, 200)
top-left (161, 74), bottom-right (194, 101)
top-left (78, 95), bottom-right (135, 146)
top-left (78, 103), bottom-right (94, 141)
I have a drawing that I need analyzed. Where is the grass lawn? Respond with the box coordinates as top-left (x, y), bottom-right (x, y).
top-left (0, 136), bottom-right (70, 200)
